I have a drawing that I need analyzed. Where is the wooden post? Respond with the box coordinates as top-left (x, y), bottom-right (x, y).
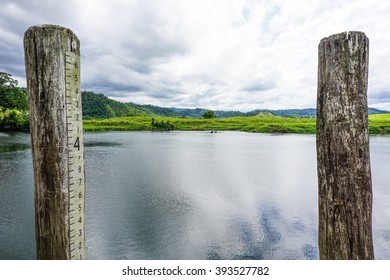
top-left (317, 31), bottom-right (374, 259)
top-left (24, 25), bottom-right (85, 259)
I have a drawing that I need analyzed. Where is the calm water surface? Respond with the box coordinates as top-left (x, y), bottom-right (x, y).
top-left (0, 131), bottom-right (389, 259)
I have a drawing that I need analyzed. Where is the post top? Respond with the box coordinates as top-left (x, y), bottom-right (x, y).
top-left (320, 31), bottom-right (368, 45)
top-left (25, 24), bottom-right (76, 34)
top-left (24, 24), bottom-right (80, 54)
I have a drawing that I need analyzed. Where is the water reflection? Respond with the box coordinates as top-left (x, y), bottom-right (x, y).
top-left (0, 143), bottom-right (30, 153)
top-left (206, 203), bottom-right (318, 260)
top-left (83, 132), bottom-right (321, 260)
top-left (0, 132), bottom-right (31, 153)
top-left (0, 132), bottom-right (389, 259)
top-left (0, 133), bottom-right (35, 259)
top-left (84, 141), bottom-right (122, 147)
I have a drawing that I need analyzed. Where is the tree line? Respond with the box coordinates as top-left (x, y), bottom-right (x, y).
top-left (0, 72), bottom-right (29, 131)
top-left (0, 72), bottom-right (216, 132)
top-left (1, 71), bottom-right (388, 132)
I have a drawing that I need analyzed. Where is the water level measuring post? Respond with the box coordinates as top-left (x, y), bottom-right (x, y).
top-left (316, 31), bottom-right (374, 260)
top-left (24, 25), bottom-right (85, 260)
top-left (66, 52), bottom-right (85, 260)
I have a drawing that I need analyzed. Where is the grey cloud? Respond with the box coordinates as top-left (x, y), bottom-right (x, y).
top-left (368, 91), bottom-right (390, 103)
top-left (0, 0), bottom-right (77, 78)
top-left (131, 62), bottom-right (154, 75)
top-left (123, 29), bottom-right (189, 62)
top-left (149, 92), bottom-right (175, 100)
top-left (82, 68), bottom-right (145, 95)
top-left (0, 2), bottom-right (33, 35)
top-left (243, 80), bottom-right (275, 92)
top-left (76, 1), bottom-right (191, 99)
top-left (1, 1), bottom-right (390, 111)
top-left (0, 5), bottom-right (26, 77)
top-left (86, 84), bottom-right (143, 95)
top-left (0, 42), bottom-right (25, 77)
top-left (0, 0), bottom-right (78, 35)
top-left (148, 86), bottom-right (189, 100)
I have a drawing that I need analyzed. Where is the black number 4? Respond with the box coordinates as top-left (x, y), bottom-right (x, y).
top-left (74, 137), bottom-right (80, 150)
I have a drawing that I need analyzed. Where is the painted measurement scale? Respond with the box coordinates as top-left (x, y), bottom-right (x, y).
top-left (65, 51), bottom-right (85, 260)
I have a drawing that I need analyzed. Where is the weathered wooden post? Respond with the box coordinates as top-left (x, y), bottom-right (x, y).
top-left (24, 25), bottom-right (85, 259)
top-left (317, 31), bottom-right (374, 259)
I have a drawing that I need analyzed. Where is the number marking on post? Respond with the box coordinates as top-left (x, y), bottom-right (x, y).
top-left (65, 52), bottom-right (85, 260)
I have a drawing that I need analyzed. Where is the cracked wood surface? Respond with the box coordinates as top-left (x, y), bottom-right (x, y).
top-left (317, 31), bottom-right (374, 260)
top-left (24, 25), bottom-right (80, 259)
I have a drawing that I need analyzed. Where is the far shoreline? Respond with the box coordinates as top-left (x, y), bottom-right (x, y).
top-left (1, 114), bottom-right (389, 135)
top-left (82, 115), bottom-right (390, 135)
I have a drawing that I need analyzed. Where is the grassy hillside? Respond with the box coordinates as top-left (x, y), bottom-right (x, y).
top-left (369, 114), bottom-right (390, 134)
top-left (81, 91), bottom-right (148, 119)
top-left (84, 116), bottom-right (316, 133)
top-left (137, 104), bottom-right (180, 117)
top-left (171, 108), bottom-right (246, 118)
top-left (84, 114), bottom-right (390, 134)
top-left (1, 72), bottom-right (389, 133)
top-left (82, 91), bottom-right (181, 118)
top-left (247, 108), bottom-right (316, 118)
top-left (174, 107), bottom-right (389, 118)
top-left (82, 90), bottom-right (389, 119)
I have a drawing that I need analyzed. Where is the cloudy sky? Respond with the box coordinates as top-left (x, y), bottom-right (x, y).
top-left (1, 0), bottom-right (389, 111)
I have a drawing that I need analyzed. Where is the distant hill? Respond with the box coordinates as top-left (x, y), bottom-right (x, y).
top-left (169, 108), bottom-right (207, 118)
top-left (171, 108), bottom-right (318, 118)
top-left (368, 108), bottom-right (390, 115)
top-left (215, 110), bottom-right (246, 118)
top-left (82, 90), bottom-right (389, 119)
top-left (170, 108), bottom-right (245, 118)
top-left (169, 107), bottom-right (389, 118)
top-left (82, 91), bottom-right (181, 119)
top-left (138, 104), bottom-right (180, 117)
top-left (245, 108), bottom-right (388, 118)
top-left (255, 111), bottom-right (276, 117)
top-left (247, 108), bottom-right (317, 118)
top-left (82, 91), bottom-right (148, 119)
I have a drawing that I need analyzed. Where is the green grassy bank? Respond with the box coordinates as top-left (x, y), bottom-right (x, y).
top-left (83, 114), bottom-right (390, 134)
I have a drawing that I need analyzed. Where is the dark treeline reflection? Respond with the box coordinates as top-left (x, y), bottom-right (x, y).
top-left (206, 203), bottom-right (318, 260)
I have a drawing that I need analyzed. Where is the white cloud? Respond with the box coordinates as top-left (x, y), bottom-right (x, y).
top-left (0, 0), bottom-right (389, 111)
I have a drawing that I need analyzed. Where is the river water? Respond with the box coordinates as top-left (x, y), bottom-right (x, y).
top-left (0, 131), bottom-right (389, 259)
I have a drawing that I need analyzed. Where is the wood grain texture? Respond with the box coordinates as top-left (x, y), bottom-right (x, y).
top-left (317, 31), bottom-right (374, 259)
top-left (24, 25), bottom-right (80, 259)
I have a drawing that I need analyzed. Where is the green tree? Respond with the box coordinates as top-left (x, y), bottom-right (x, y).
top-left (151, 118), bottom-right (175, 131)
top-left (203, 110), bottom-right (215, 119)
top-left (0, 72), bottom-right (28, 111)
top-left (0, 107), bottom-right (29, 131)
top-left (0, 72), bottom-right (30, 131)
top-left (0, 72), bottom-right (18, 87)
